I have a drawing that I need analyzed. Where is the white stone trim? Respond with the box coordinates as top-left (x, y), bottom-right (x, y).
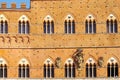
top-left (44, 58), bottom-right (53, 65)
top-left (65, 58), bottom-right (73, 65)
top-left (19, 15), bottom-right (29, 22)
top-left (86, 58), bottom-right (95, 64)
top-left (107, 57), bottom-right (117, 64)
top-left (19, 58), bottom-right (29, 65)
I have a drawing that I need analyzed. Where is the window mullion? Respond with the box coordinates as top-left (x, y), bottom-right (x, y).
top-left (88, 65), bottom-right (90, 77)
top-left (67, 65), bottom-right (69, 78)
top-left (3, 65), bottom-right (4, 78)
top-left (110, 64), bottom-right (111, 77)
top-left (0, 22), bottom-right (1, 34)
top-left (21, 66), bottom-right (23, 78)
top-left (113, 20), bottom-right (115, 33)
top-left (67, 20), bottom-right (69, 34)
top-left (114, 64), bottom-right (115, 77)
top-left (46, 21), bottom-right (48, 34)
top-left (92, 64), bottom-right (94, 78)
top-left (25, 23), bottom-right (27, 34)
top-left (109, 20), bottom-right (111, 33)
top-left (3, 22), bottom-right (5, 34)
top-left (88, 20), bottom-right (89, 34)
top-left (71, 20), bottom-right (72, 34)
top-left (21, 22), bottom-right (23, 34)
top-left (25, 66), bottom-right (27, 78)
top-left (50, 65), bottom-right (51, 78)
top-left (92, 20), bottom-right (94, 34)
top-left (46, 65), bottom-right (47, 78)
top-left (71, 64), bottom-right (73, 78)
top-left (50, 21), bottom-right (51, 34)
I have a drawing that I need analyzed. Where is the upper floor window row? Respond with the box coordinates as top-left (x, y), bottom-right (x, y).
top-left (0, 14), bottom-right (118, 35)
top-left (43, 14), bottom-right (118, 34)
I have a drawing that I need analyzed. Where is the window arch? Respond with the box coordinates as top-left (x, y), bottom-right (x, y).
top-left (18, 15), bottom-right (30, 34)
top-left (64, 15), bottom-right (75, 34)
top-left (0, 58), bottom-right (7, 78)
top-left (43, 15), bottom-right (54, 34)
top-left (0, 15), bottom-right (8, 34)
top-left (107, 57), bottom-right (118, 77)
top-left (18, 58), bottom-right (30, 78)
top-left (107, 14), bottom-right (118, 33)
top-left (65, 58), bottom-right (75, 78)
top-left (86, 58), bottom-right (96, 77)
top-left (44, 58), bottom-right (54, 78)
top-left (85, 15), bottom-right (96, 34)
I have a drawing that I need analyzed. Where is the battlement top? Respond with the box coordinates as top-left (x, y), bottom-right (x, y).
top-left (0, 2), bottom-right (28, 9)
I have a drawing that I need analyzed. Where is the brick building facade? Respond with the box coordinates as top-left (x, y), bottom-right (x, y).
top-left (0, 0), bottom-right (119, 79)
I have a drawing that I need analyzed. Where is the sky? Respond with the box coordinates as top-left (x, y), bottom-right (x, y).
top-left (0, 0), bottom-right (30, 8)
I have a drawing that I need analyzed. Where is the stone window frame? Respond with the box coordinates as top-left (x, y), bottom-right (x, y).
top-left (64, 58), bottom-right (75, 78)
top-left (43, 15), bottom-right (54, 34)
top-left (44, 58), bottom-right (54, 78)
top-left (107, 57), bottom-right (118, 77)
top-left (18, 58), bottom-right (30, 78)
top-left (64, 15), bottom-right (75, 34)
top-left (0, 14), bottom-right (8, 34)
top-left (85, 15), bottom-right (96, 34)
top-left (86, 58), bottom-right (96, 78)
top-left (18, 15), bottom-right (30, 34)
top-left (0, 58), bottom-right (7, 78)
top-left (106, 14), bottom-right (118, 33)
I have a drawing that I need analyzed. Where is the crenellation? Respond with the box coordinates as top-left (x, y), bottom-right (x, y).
top-left (20, 3), bottom-right (26, 9)
top-left (0, 2), bottom-right (27, 9)
top-left (1, 2), bottom-right (7, 9)
top-left (11, 3), bottom-right (16, 9)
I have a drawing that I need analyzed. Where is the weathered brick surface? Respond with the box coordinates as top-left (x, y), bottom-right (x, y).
top-left (0, 0), bottom-right (119, 78)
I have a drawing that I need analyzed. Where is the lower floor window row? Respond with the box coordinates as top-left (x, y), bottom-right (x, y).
top-left (0, 64), bottom-right (118, 78)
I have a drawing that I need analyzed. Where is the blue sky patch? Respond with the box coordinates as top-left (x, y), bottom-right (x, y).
top-left (0, 0), bottom-right (30, 8)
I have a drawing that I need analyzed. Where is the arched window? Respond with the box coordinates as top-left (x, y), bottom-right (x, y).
top-left (18, 15), bottom-right (30, 34)
top-left (0, 15), bottom-right (8, 34)
top-left (0, 58), bottom-right (7, 78)
top-left (107, 57), bottom-right (118, 77)
top-left (65, 58), bottom-right (75, 78)
top-left (64, 15), bottom-right (75, 34)
top-left (44, 59), bottom-right (54, 78)
top-left (86, 58), bottom-right (96, 77)
top-left (18, 58), bottom-right (30, 78)
top-left (85, 15), bottom-right (96, 34)
top-left (106, 14), bottom-right (118, 33)
top-left (43, 15), bottom-right (54, 34)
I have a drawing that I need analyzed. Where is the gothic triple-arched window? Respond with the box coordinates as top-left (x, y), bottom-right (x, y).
top-left (85, 15), bottom-right (96, 34)
top-left (44, 59), bottom-right (54, 78)
top-left (0, 15), bottom-right (8, 34)
top-left (0, 58), bottom-right (7, 78)
top-left (43, 15), bottom-right (54, 34)
top-left (65, 58), bottom-right (75, 78)
top-left (18, 15), bottom-right (30, 34)
top-left (18, 58), bottom-right (30, 78)
top-left (86, 58), bottom-right (96, 77)
top-left (64, 15), bottom-right (75, 34)
top-left (107, 57), bottom-right (118, 77)
top-left (106, 14), bottom-right (118, 33)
